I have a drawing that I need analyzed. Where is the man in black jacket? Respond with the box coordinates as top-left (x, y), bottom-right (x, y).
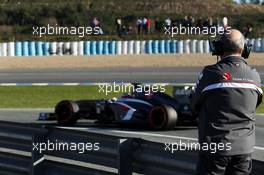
top-left (191, 29), bottom-right (263, 175)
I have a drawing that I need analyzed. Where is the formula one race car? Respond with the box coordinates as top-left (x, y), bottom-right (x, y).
top-left (40, 84), bottom-right (196, 130)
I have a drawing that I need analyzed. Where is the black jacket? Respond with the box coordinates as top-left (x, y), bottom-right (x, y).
top-left (191, 56), bottom-right (263, 155)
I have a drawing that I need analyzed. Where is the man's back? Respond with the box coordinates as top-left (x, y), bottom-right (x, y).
top-left (194, 29), bottom-right (263, 175)
top-left (193, 56), bottom-right (262, 155)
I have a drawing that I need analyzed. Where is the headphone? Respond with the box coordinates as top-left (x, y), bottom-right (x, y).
top-left (209, 32), bottom-right (252, 59)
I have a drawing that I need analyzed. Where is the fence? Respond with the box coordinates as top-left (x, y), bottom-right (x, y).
top-left (1, 39), bottom-right (264, 57)
top-left (0, 121), bottom-right (263, 175)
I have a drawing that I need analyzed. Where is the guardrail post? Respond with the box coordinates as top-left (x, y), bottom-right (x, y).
top-left (118, 138), bottom-right (133, 175)
top-left (31, 133), bottom-right (46, 175)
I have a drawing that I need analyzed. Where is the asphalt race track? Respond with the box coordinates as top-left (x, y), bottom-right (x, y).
top-left (0, 66), bottom-right (263, 83)
top-left (0, 67), bottom-right (201, 83)
top-left (0, 109), bottom-right (263, 161)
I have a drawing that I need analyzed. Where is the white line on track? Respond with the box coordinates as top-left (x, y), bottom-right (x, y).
top-left (33, 156), bottom-right (45, 166)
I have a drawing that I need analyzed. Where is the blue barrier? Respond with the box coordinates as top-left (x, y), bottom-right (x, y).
top-left (42, 42), bottom-right (50, 56)
top-left (152, 40), bottom-right (159, 54)
top-left (78, 41), bottom-right (84, 56)
top-left (190, 40), bottom-right (197, 53)
top-left (36, 41), bottom-right (43, 56)
top-left (15, 42), bottom-right (22, 56)
top-left (177, 40), bottom-right (183, 54)
top-left (22, 41), bottom-right (29, 56)
top-left (159, 40), bottom-right (165, 54)
top-left (57, 42), bottom-right (63, 55)
top-left (165, 40), bottom-right (171, 54)
top-left (97, 41), bottom-right (104, 55)
top-left (170, 40), bottom-right (177, 53)
top-left (84, 41), bottom-right (91, 56)
top-left (7, 39), bottom-right (264, 57)
top-left (140, 41), bottom-right (146, 54)
top-left (197, 40), bottom-right (203, 53)
top-left (109, 41), bottom-right (116, 54)
top-left (183, 40), bottom-right (190, 53)
top-left (50, 42), bottom-right (58, 55)
top-left (146, 40), bottom-right (153, 54)
top-left (90, 41), bottom-right (97, 55)
top-left (29, 41), bottom-right (36, 56)
top-left (103, 41), bottom-right (109, 55)
top-left (203, 40), bottom-right (210, 53)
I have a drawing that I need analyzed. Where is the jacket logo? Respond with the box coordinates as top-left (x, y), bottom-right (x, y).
top-left (223, 72), bottom-right (231, 81)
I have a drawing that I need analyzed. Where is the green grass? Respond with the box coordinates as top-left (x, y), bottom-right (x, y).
top-left (0, 86), bottom-right (121, 108)
top-left (0, 85), bottom-right (173, 108)
top-left (0, 86), bottom-right (262, 114)
top-left (255, 88), bottom-right (264, 113)
top-left (258, 98), bottom-right (264, 113)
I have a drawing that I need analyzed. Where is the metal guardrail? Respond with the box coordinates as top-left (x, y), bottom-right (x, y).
top-left (132, 139), bottom-right (197, 175)
top-left (0, 121), bottom-right (263, 175)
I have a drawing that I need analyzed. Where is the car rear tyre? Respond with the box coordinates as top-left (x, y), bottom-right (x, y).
top-left (149, 105), bottom-right (178, 130)
top-left (55, 100), bottom-right (79, 125)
